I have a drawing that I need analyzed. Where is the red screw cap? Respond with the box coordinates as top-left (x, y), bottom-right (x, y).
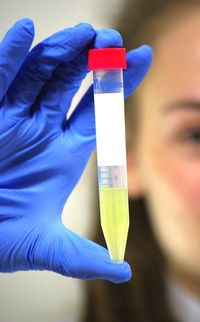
top-left (88, 47), bottom-right (127, 70)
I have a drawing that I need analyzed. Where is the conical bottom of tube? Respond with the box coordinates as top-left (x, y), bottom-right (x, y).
top-left (99, 187), bottom-right (129, 262)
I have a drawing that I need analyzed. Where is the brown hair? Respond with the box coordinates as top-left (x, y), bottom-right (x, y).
top-left (83, 1), bottom-right (200, 322)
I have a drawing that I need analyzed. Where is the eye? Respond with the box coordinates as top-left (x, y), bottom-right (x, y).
top-left (184, 130), bottom-right (200, 145)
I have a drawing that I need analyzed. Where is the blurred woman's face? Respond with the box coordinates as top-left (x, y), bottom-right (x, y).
top-left (129, 10), bottom-right (200, 286)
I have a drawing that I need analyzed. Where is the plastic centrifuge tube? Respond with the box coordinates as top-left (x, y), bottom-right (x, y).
top-left (88, 48), bottom-right (129, 262)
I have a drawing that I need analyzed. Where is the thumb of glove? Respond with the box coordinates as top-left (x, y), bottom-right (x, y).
top-left (32, 224), bottom-right (132, 283)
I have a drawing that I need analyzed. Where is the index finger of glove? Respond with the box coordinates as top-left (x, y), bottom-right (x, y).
top-left (0, 18), bottom-right (34, 100)
top-left (5, 23), bottom-right (96, 116)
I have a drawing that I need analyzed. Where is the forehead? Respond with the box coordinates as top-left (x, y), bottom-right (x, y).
top-left (157, 11), bottom-right (200, 66)
top-left (144, 10), bottom-right (200, 102)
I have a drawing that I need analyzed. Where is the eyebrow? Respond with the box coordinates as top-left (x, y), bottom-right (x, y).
top-left (163, 101), bottom-right (200, 114)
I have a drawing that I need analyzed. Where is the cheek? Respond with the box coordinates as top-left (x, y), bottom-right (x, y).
top-left (152, 152), bottom-right (200, 216)
top-left (144, 148), bottom-right (200, 275)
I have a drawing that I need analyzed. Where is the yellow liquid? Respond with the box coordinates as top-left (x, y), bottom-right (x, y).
top-left (99, 187), bottom-right (129, 262)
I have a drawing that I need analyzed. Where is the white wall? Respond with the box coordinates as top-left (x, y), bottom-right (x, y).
top-left (0, 0), bottom-right (123, 322)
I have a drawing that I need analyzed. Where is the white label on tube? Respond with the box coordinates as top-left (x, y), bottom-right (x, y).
top-left (94, 92), bottom-right (127, 166)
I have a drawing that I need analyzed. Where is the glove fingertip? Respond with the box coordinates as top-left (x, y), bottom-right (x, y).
top-left (108, 260), bottom-right (132, 284)
top-left (127, 44), bottom-right (153, 66)
top-left (73, 22), bottom-right (96, 42)
top-left (138, 44), bottom-right (153, 66)
top-left (74, 22), bottom-right (94, 32)
top-left (14, 18), bottom-right (35, 37)
top-left (124, 44), bottom-right (153, 98)
top-left (94, 29), bottom-right (123, 48)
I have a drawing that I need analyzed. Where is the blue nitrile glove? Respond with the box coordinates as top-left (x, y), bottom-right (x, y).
top-left (0, 19), bottom-right (152, 283)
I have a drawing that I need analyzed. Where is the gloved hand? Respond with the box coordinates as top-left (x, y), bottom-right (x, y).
top-left (0, 19), bottom-right (152, 283)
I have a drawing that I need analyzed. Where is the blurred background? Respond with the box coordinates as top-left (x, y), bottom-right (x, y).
top-left (0, 0), bottom-right (123, 321)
